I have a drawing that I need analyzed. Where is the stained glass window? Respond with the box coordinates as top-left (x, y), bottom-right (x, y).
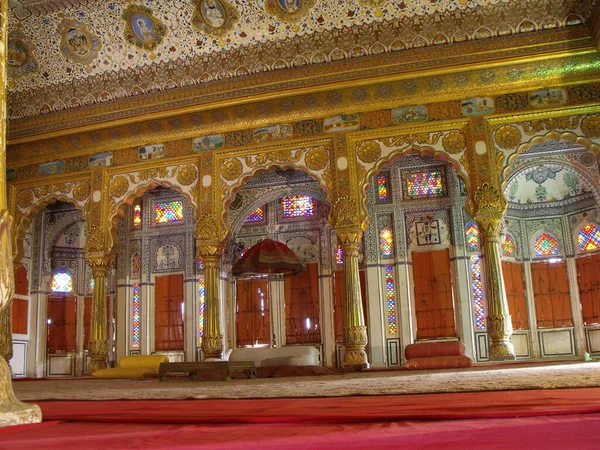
top-left (154, 200), bottom-right (184, 224)
top-left (377, 175), bottom-right (389, 202)
top-left (132, 253), bottom-right (140, 277)
top-left (406, 170), bottom-right (444, 197)
top-left (578, 223), bottom-right (600, 252)
top-left (502, 234), bottom-right (516, 257)
top-left (465, 220), bottom-right (480, 251)
top-left (534, 233), bottom-right (559, 256)
top-left (246, 206), bottom-right (265, 223)
top-left (239, 248), bottom-right (248, 259)
top-left (470, 255), bottom-right (486, 330)
top-left (89, 277), bottom-right (95, 293)
top-left (198, 278), bottom-right (205, 344)
top-left (133, 204), bottom-right (142, 228)
top-left (196, 254), bottom-right (204, 271)
top-left (51, 272), bottom-right (73, 293)
top-left (282, 195), bottom-right (314, 218)
top-left (132, 283), bottom-right (141, 348)
top-left (380, 228), bottom-right (394, 257)
top-left (335, 245), bottom-right (344, 265)
top-left (385, 264), bottom-right (398, 336)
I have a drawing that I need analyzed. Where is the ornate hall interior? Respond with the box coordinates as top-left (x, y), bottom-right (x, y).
top-left (1, 0), bottom-right (600, 447)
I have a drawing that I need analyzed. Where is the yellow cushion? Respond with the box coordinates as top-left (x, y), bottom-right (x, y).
top-left (118, 355), bottom-right (169, 371)
top-left (92, 367), bottom-right (156, 379)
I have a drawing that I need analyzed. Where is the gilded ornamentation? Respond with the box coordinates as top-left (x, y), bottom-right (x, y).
top-left (72, 181), bottom-right (91, 201)
top-left (568, 84), bottom-right (600, 103)
top-left (381, 132), bottom-right (442, 148)
top-left (122, 4), bottom-right (167, 51)
top-left (359, 110), bottom-right (391, 129)
top-left (520, 117), bottom-right (579, 134)
top-left (225, 130), bottom-right (252, 147)
top-left (356, 141), bottom-right (381, 164)
top-left (191, 0), bottom-right (239, 38)
top-left (85, 225), bottom-right (106, 256)
top-left (7, 31), bottom-right (38, 79)
top-left (58, 19), bottom-right (101, 65)
top-left (581, 114), bottom-right (600, 138)
top-left (176, 164), bottom-right (198, 186)
top-left (487, 314), bottom-right (515, 360)
top-left (16, 189), bottom-right (33, 209)
top-left (331, 195), bottom-right (359, 228)
top-left (441, 131), bottom-right (466, 154)
top-left (427, 101), bottom-right (462, 120)
top-left (495, 92), bottom-right (528, 112)
top-left (304, 147), bottom-right (329, 171)
top-left (195, 213), bottom-right (219, 242)
top-left (201, 335), bottom-right (224, 359)
top-left (264, 0), bottom-right (317, 24)
top-left (221, 158), bottom-right (243, 181)
top-left (494, 125), bottom-right (521, 149)
top-left (0, 212), bottom-right (15, 312)
top-left (293, 119), bottom-right (323, 136)
top-left (109, 175), bottom-right (129, 199)
top-left (359, 0), bottom-right (386, 7)
top-left (128, 167), bottom-right (171, 183)
top-left (474, 182), bottom-right (503, 213)
top-left (245, 149), bottom-right (303, 167)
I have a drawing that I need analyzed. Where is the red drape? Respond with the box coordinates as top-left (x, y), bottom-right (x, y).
top-left (284, 263), bottom-right (321, 344)
top-left (576, 253), bottom-right (600, 326)
top-left (236, 277), bottom-right (271, 347)
top-left (412, 249), bottom-right (456, 339)
top-left (531, 261), bottom-right (572, 328)
top-left (154, 274), bottom-right (184, 351)
top-left (47, 295), bottom-right (77, 353)
top-left (501, 261), bottom-right (529, 330)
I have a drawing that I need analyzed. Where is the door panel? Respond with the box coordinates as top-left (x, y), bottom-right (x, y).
top-left (155, 274), bottom-right (184, 351)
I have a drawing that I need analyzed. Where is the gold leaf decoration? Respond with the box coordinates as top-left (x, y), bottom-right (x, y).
top-left (474, 182), bottom-right (502, 212)
top-left (264, 0), bottom-right (317, 24)
top-left (304, 147), bottom-right (329, 171)
top-left (191, 0), bottom-right (239, 38)
top-left (221, 158), bottom-right (243, 181)
top-left (581, 114), bottom-right (600, 138)
top-left (381, 132), bottom-right (442, 148)
top-left (73, 181), bottom-right (91, 201)
top-left (332, 195), bottom-right (359, 228)
top-left (176, 164), bottom-right (198, 186)
top-left (442, 131), bottom-right (467, 154)
top-left (195, 213), bottom-right (218, 242)
top-left (16, 189), bottom-right (34, 209)
top-left (109, 175), bottom-right (129, 199)
top-left (494, 125), bottom-right (521, 150)
top-left (356, 141), bottom-right (381, 164)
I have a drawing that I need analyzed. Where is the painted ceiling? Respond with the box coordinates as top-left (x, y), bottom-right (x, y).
top-left (6, 0), bottom-right (595, 123)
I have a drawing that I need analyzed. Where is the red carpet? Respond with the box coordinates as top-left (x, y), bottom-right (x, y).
top-left (1, 388), bottom-right (600, 449)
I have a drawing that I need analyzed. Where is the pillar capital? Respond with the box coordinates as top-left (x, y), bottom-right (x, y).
top-left (473, 182), bottom-right (506, 236)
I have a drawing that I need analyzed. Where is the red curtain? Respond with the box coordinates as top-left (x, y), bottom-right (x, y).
top-left (284, 263), bottom-right (321, 344)
top-left (412, 249), bottom-right (456, 339)
top-left (154, 275), bottom-right (184, 351)
top-left (12, 298), bottom-right (28, 335)
top-left (333, 269), bottom-right (367, 344)
top-left (576, 253), bottom-right (600, 326)
top-left (47, 296), bottom-right (77, 353)
top-left (236, 277), bottom-right (271, 347)
top-left (501, 261), bottom-right (529, 330)
top-left (531, 261), bottom-right (572, 328)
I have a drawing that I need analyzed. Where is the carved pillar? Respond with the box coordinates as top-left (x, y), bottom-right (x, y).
top-left (336, 228), bottom-right (369, 368)
top-left (198, 245), bottom-right (223, 359)
top-left (86, 257), bottom-right (111, 374)
top-left (0, 297), bottom-right (11, 363)
top-left (474, 183), bottom-right (516, 361)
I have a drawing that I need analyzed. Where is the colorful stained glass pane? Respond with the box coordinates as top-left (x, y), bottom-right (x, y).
top-left (335, 245), bottom-right (344, 265)
top-left (465, 220), bottom-right (480, 251)
top-left (282, 195), bottom-right (314, 218)
top-left (154, 200), bottom-right (184, 224)
top-left (239, 248), bottom-right (248, 259)
top-left (132, 283), bottom-right (141, 348)
top-left (133, 204), bottom-right (142, 228)
top-left (380, 228), bottom-right (393, 257)
top-left (89, 277), bottom-right (95, 292)
top-left (377, 175), bottom-right (388, 202)
top-left (534, 233), bottom-right (559, 256)
top-left (132, 253), bottom-right (140, 277)
top-left (502, 234), bottom-right (516, 257)
top-left (578, 223), bottom-right (600, 252)
top-left (246, 206), bottom-right (265, 223)
top-left (51, 272), bottom-right (73, 293)
top-left (406, 170), bottom-right (444, 197)
top-left (196, 254), bottom-right (204, 271)
top-left (470, 255), bottom-right (486, 330)
top-left (385, 264), bottom-right (398, 336)
top-left (198, 279), bottom-right (205, 342)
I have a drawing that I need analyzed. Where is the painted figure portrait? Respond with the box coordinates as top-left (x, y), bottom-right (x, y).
top-left (278, 0), bottom-right (300, 12)
top-left (201, 0), bottom-right (226, 28)
top-left (131, 13), bottom-right (155, 44)
top-left (7, 39), bottom-right (28, 67)
top-left (66, 27), bottom-right (90, 57)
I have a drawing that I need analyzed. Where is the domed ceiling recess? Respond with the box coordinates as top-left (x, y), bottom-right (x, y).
top-left (5, 0), bottom-right (597, 124)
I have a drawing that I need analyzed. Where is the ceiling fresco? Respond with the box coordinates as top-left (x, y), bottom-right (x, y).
top-left (5, 0), bottom-right (596, 123)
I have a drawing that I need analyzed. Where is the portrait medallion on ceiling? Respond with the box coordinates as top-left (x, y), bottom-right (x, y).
top-left (58, 20), bottom-right (101, 65)
top-left (264, 0), bottom-right (316, 24)
top-left (122, 4), bottom-right (167, 51)
top-left (7, 31), bottom-right (38, 79)
top-left (191, 0), bottom-right (239, 38)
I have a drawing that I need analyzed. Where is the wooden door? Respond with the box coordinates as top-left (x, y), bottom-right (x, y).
top-left (284, 263), bottom-right (321, 344)
top-left (531, 261), bottom-right (572, 328)
top-left (501, 261), bottom-right (529, 330)
top-left (576, 253), bottom-right (600, 326)
top-left (47, 296), bottom-right (77, 353)
top-left (154, 274), bottom-right (184, 351)
top-left (236, 277), bottom-right (270, 347)
top-left (412, 249), bottom-right (456, 339)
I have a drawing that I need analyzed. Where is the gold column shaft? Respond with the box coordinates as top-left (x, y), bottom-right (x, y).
top-left (86, 263), bottom-right (110, 374)
top-left (199, 248), bottom-right (223, 359)
top-left (0, 297), bottom-right (12, 362)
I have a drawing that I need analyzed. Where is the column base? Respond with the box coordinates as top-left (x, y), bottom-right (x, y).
top-left (201, 335), bottom-right (223, 360)
top-left (489, 341), bottom-right (516, 361)
top-left (0, 357), bottom-right (42, 428)
top-left (342, 348), bottom-right (369, 368)
top-left (87, 356), bottom-right (107, 375)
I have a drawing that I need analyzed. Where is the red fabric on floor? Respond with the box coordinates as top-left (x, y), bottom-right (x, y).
top-left (35, 387), bottom-right (600, 424)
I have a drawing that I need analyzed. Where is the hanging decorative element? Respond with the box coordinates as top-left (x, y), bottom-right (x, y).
top-left (191, 0), bottom-right (239, 38)
top-left (231, 239), bottom-right (305, 277)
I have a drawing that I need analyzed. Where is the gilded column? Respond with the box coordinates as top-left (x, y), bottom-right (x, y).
top-left (0, 0), bottom-right (42, 426)
top-left (0, 292), bottom-right (12, 363)
top-left (85, 226), bottom-right (112, 374)
top-left (198, 245), bottom-right (223, 359)
top-left (474, 183), bottom-right (515, 360)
